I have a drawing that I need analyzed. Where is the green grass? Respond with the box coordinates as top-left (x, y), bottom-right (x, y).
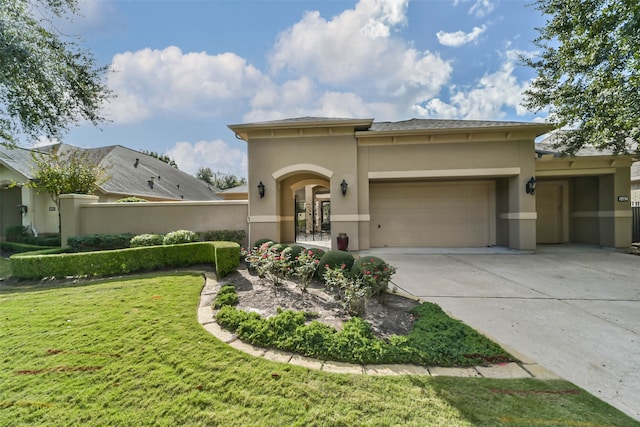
top-left (1, 273), bottom-right (637, 426)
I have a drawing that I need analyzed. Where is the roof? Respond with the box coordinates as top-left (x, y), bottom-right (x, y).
top-left (0, 144), bottom-right (36, 179)
top-left (536, 131), bottom-right (638, 157)
top-left (369, 118), bottom-right (551, 133)
top-left (4, 143), bottom-right (222, 201)
top-left (219, 183), bottom-right (248, 193)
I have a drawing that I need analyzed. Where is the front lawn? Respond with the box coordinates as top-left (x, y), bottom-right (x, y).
top-left (0, 273), bottom-right (637, 426)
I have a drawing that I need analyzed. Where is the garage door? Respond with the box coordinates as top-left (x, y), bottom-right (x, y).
top-left (369, 181), bottom-right (494, 247)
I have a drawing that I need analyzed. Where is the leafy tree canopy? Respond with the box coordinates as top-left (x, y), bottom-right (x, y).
top-left (30, 147), bottom-right (107, 207)
top-left (0, 0), bottom-right (110, 147)
top-left (522, 0), bottom-right (639, 155)
top-left (196, 167), bottom-right (246, 190)
top-left (141, 150), bottom-right (178, 168)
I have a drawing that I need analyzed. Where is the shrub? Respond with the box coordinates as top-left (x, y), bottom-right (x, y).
top-left (250, 244), bottom-right (290, 286)
top-left (68, 233), bottom-right (134, 252)
top-left (282, 245), bottom-right (305, 262)
top-left (200, 230), bottom-right (246, 245)
top-left (116, 197), bottom-right (148, 202)
top-left (5, 225), bottom-right (29, 242)
top-left (351, 256), bottom-right (397, 297)
top-left (10, 241), bottom-right (240, 280)
top-left (316, 250), bottom-right (355, 278)
top-left (293, 249), bottom-right (321, 290)
top-left (213, 285), bottom-right (239, 309)
top-left (130, 234), bottom-right (164, 247)
top-left (252, 238), bottom-right (274, 249)
top-left (162, 230), bottom-right (199, 245)
top-left (323, 266), bottom-right (371, 316)
top-left (269, 243), bottom-right (288, 253)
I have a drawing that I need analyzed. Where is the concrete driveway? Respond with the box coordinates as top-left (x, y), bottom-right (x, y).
top-left (361, 245), bottom-right (640, 421)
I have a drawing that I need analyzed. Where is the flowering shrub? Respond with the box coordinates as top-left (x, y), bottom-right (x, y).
top-left (323, 265), bottom-right (371, 316)
top-left (249, 242), bottom-right (291, 286)
top-left (162, 229), bottom-right (199, 245)
top-left (352, 256), bottom-right (397, 297)
top-left (293, 249), bottom-right (321, 290)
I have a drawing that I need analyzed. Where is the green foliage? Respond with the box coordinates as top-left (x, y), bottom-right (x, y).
top-left (130, 234), bottom-right (164, 248)
top-left (323, 266), bottom-right (371, 316)
top-left (316, 250), bottom-right (355, 277)
top-left (269, 243), bottom-right (288, 253)
top-left (213, 241), bottom-right (240, 278)
top-left (140, 150), bottom-right (178, 168)
top-left (352, 256), bottom-right (397, 296)
top-left (200, 229), bottom-right (246, 245)
top-left (196, 168), bottom-right (246, 190)
top-left (0, 241), bottom-right (60, 254)
top-left (3, 226), bottom-right (60, 246)
top-left (252, 238), bottom-right (274, 249)
top-left (215, 301), bottom-right (515, 367)
top-left (292, 248), bottom-right (321, 290)
top-left (213, 285), bottom-right (239, 309)
top-left (0, 0), bottom-right (110, 146)
top-left (29, 148), bottom-right (108, 216)
top-left (162, 229), bottom-right (199, 245)
top-left (522, 0), bottom-right (640, 154)
top-left (281, 244), bottom-right (305, 261)
top-left (116, 197), bottom-right (148, 203)
top-left (9, 241), bottom-right (239, 280)
top-left (248, 242), bottom-right (290, 285)
top-left (68, 233), bottom-right (134, 252)
top-left (5, 225), bottom-right (28, 242)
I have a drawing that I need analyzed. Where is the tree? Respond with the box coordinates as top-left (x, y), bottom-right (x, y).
top-left (522, 0), bottom-right (639, 155)
top-left (141, 150), bottom-right (178, 168)
top-left (0, 0), bottom-right (110, 147)
top-left (30, 147), bottom-right (107, 233)
top-left (196, 167), bottom-right (246, 190)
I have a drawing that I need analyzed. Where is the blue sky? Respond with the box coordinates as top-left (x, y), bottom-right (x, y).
top-left (50, 0), bottom-right (548, 178)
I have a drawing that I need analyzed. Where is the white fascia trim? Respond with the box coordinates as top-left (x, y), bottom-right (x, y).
top-left (572, 210), bottom-right (633, 218)
top-left (272, 164), bottom-right (334, 180)
top-left (536, 168), bottom-right (616, 177)
top-left (368, 167), bottom-right (520, 180)
top-left (330, 214), bottom-right (370, 222)
top-left (499, 212), bottom-right (538, 220)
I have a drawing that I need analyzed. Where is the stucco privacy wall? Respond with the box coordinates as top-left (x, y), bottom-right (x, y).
top-left (59, 194), bottom-right (248, 247)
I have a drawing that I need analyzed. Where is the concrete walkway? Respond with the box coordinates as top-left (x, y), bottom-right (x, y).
top-left (196, 271), bottom-right (558, 380)
top-left (360, 245), bottom-right (640, 421)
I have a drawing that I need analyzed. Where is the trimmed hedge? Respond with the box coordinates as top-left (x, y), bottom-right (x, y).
top-left (130, 234), bottom-right (164, 247)
top-left (68, 233), bottom-right (134, 252)
top-left (200, 230), bottom-right (246, 245)
top-left (316, 250), bottom-right (355, 277)
top-left (10, 241), bottom-right (239, 280)
top-left (0, 241), bottom-right (60, 254)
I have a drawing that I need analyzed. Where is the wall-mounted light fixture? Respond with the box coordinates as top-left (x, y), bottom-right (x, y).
top-left (340, 179), bottom-right (348, 196)
top-left (525, 176), bottom-right (536, 195)
top-left (257, 181), bottom-right (265, 199)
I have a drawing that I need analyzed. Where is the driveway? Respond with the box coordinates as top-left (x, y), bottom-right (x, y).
top-left (360, 245), bottom-right (640, 421)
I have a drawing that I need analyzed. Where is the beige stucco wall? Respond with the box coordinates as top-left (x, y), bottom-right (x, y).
top-left (59, 195), bottom-right (248, 247)
top-left (246, 131), bottom-right (360, 249)
top-left (536, 155), bottom-right (633, 249)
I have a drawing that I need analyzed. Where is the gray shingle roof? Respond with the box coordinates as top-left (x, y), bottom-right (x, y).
top-left (4, 143), bottom-right (222, 201)
top-left (369, 118), bottom-right (550, 132)
top-left (0, 145), bottom-right (36, 179)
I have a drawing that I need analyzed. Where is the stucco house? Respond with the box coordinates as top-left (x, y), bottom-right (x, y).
top-left (632, 162), bottom-right (640, 204)
top-left (229, 117), bottom-right (633, 251)
top-left (0, 143), bottom-right (221, 238)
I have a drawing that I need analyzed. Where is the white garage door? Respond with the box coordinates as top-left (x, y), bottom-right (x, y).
top-left (369, 181), bottom-right (495, 247)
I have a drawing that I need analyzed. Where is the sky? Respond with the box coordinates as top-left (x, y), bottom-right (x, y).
top-left (45, 0), bottom-right (549, 178)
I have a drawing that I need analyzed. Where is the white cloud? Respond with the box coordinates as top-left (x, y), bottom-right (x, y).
top-left (106, 46), bottom-right (270, 123)
top-left (414, 52), bottom-right (532, 120)
top-left (268, 0), bottom-right (451, 100)
top-left (437, 25), bottom-right (487, 47)
top-left (166, 140), bottom-right (248, 178)
top-left (468, 0), bottom-right (496, 18)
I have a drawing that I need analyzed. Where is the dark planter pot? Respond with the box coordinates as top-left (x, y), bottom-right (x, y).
top-left (337, 233), bottom-right (349, 251)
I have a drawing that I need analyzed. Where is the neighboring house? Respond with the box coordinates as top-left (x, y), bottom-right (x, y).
top-left (0, 143), bottom-right (221, 239)
top-left (217, 183), bottom-right (248, 201)
top-left (229, 117), bottom-right (634, 251)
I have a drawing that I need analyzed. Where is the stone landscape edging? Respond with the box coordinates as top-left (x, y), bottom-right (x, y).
top-left (197, 271), bottom-right (559, 379)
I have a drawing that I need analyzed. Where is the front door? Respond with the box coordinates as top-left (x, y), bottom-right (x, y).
top-left (536, 181), bottom-right (567, 243)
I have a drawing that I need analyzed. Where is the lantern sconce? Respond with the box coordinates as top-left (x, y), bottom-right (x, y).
top-left (525, 176), bottom-right (536, 195)
top-left (340, 179), bottom-right (348, 196)
top-left (257, 181), bottom-right (265, 199)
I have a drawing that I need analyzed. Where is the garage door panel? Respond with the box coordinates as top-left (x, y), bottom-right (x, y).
top-left (370, 181), bottom-right (493, 247)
